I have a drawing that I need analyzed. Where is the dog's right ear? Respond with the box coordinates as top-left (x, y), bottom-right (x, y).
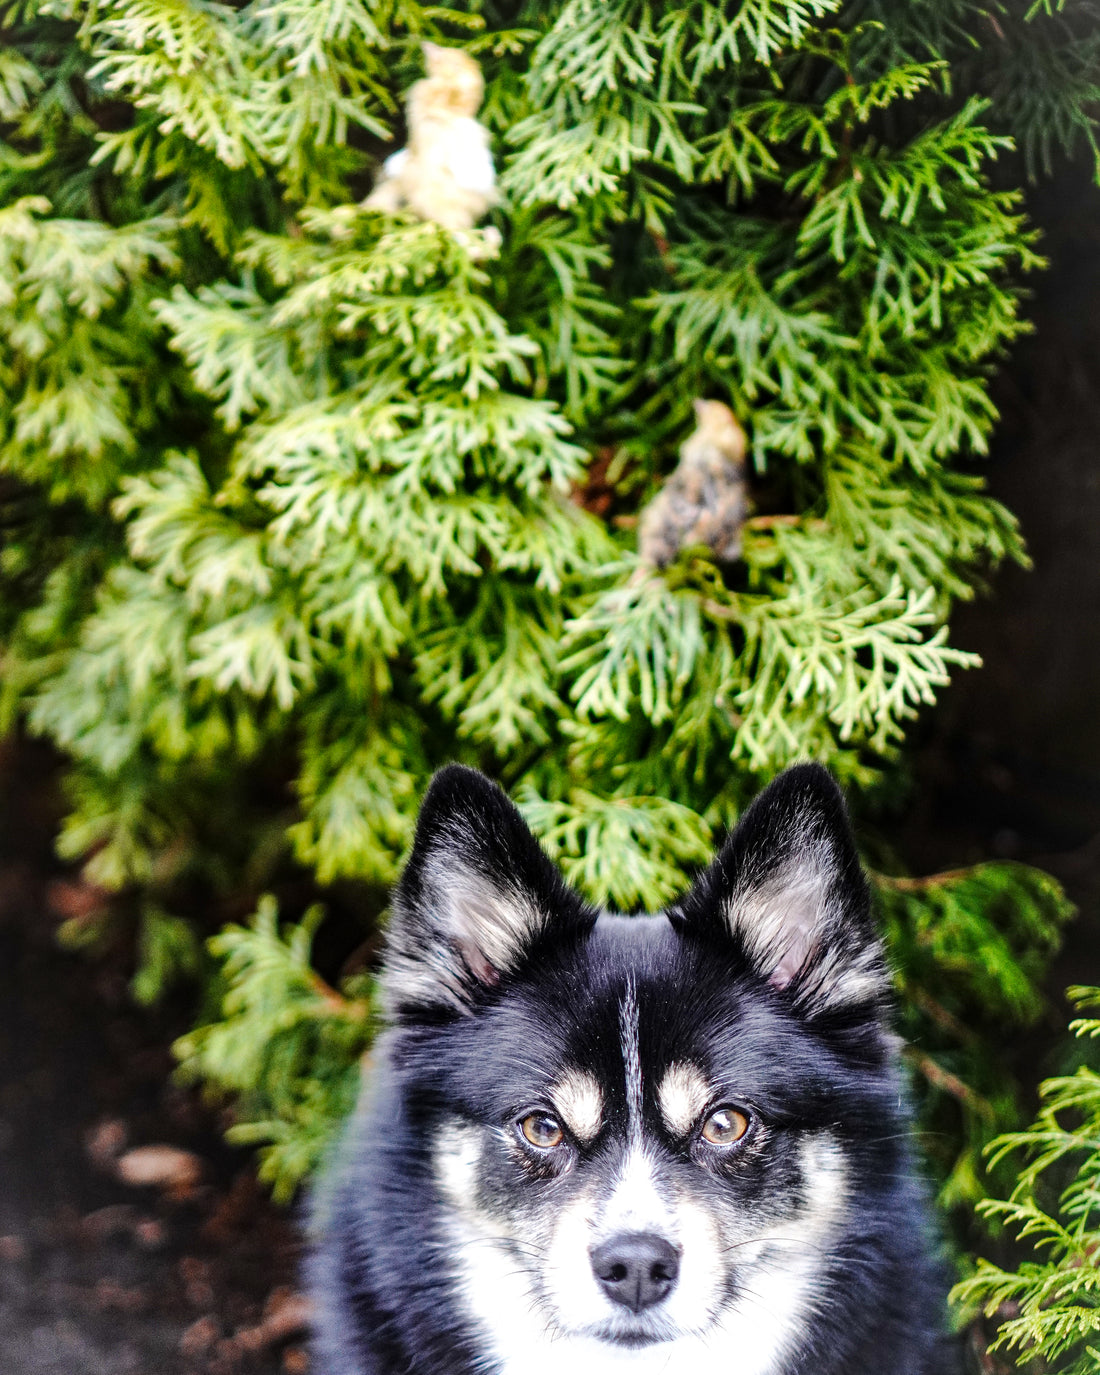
top-left (670, 764), bottom-right (890, 1022)
top-left (383, 765), bottom-right (594, 1022)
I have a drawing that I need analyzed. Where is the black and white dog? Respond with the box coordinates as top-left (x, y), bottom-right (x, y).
top-left (310, 763), bottom-right (950, 1375)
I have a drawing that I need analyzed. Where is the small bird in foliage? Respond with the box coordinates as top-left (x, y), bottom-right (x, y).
top-left (638, 400), bottom-right (749, 569)
top-left (365, 43), bottom-right (498, 234)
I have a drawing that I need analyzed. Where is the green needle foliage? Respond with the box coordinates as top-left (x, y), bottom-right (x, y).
top-left (175, 898), bottom-right (376, 1201)
top-left (0, 0), bottom-right (1095, 1198)
top-left (953, 988), bottom-right (1100, 1373)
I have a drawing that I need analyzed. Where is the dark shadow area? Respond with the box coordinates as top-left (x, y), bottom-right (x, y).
top-left (897, 157), bottom-right (1100, 1026)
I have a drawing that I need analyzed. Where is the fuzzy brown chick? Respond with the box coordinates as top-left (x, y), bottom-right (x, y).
top-left (638, 400), bottom-right (749, 569)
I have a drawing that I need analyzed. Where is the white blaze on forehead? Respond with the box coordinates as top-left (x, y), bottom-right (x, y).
top-left (551, 1070), bottom-right (604, 1143)
top-left (619, 980), bottom-right (643, 1142)
top-left (599, 1146), bottom-right (673, 1236)
top-left (656, 1062), bottom-right (711, 1138)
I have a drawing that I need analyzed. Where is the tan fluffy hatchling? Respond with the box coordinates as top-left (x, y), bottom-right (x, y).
top-left (364, 43), bottom-right (498, 233)
top-left (637, 400), bottom-right (750, 569)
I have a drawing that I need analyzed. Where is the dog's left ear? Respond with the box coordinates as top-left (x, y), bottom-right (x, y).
top-left (383, 765), bottom-right (594, 1022)
top-left (671, 764), bottom-right (889, 1019)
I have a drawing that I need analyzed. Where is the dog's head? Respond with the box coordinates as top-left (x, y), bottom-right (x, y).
top-left (382, 764), bottom-right (900, 1358)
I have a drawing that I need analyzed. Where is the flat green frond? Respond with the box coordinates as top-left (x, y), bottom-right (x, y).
top-left (519, 786), bottom-right (712, 909)
top-left (175, 896), bottom-right (374, 1200)
top-left (954, 987), bottom-right (1100, 1373)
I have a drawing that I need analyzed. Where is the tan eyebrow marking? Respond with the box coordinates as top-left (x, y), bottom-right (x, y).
top-left (657, 1061), bottom-right (712, 1137)
top-left (550, 1069), bottom-right (604, 1142)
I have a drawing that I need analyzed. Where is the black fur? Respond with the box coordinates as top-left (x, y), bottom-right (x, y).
top-left (310, 763), bottom-right (953, 1375)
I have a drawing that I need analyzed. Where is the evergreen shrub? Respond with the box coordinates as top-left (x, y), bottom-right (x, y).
top-left (0, 0), bottom-right (1096, 1217)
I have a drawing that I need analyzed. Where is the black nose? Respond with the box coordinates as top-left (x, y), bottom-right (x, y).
top-left (590, 1233), bottom-right (681, 1312)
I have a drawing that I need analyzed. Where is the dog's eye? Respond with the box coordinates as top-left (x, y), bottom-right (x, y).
top-left (700, 1106), bottom-right (750, 1146)
top-left (519, 1113), bottom-right (565, 1149)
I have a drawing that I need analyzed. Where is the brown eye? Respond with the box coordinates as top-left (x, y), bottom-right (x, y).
top-left (700, 1106), bottom-right (750, 1147)
top-left (519, 1113), bottom-right (565, 1149)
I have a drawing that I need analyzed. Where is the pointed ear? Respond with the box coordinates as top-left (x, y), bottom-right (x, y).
top-left (384, 765), bottom-right (594, 1022)
top-left (671, 764), bottom-right (889, 1018)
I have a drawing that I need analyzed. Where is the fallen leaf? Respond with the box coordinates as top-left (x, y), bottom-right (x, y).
top-left (115, 1144), bottom-right (204, 1194)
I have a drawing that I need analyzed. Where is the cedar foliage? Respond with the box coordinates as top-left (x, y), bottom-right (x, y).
top-left (954, 988), bottom-right (1100, 1373)
top-left (0, 0), bottom-right (1095, 1212)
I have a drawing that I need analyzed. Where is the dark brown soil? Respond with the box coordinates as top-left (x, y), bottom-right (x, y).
top-left (0, 744), bottom-right (308, 1375)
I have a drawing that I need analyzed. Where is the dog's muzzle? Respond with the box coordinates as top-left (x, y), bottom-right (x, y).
top-left (589, 1232), bottom-right (681, 1313)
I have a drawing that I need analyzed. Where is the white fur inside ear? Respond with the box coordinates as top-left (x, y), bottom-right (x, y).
top-left (724, 842), bottom-right (885, 1011)
top-left (727, 852), bottom-right (830, 988)
top-left (384, 851), bottom-right (550, 1016)
top-left (426, 855), bottom-right (547, 978)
